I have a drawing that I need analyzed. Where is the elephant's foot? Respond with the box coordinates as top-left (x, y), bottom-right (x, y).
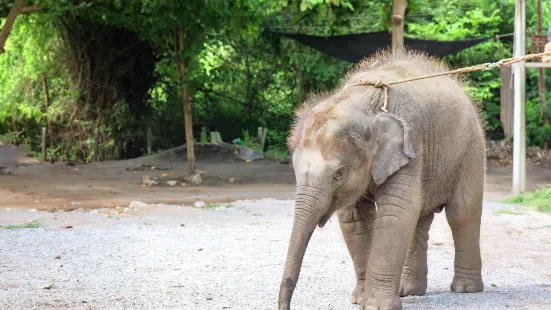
top-left (351, 283), bottom-right (364, 304)
top-left (360, 295), bottom-right (401, 310)
top-left (399, 273), bottom-right (427, 297)
top-left (450, 277), bottom-right (483, 293)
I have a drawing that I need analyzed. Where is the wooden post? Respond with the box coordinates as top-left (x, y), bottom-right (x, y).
top-left (257, 127), bottom-right (263, 141)
top-left (41, 127), bottom-right (46, 162)
top-left (392, 0), bottom-right (408, 52)
top-left (500, 66), bottom-right (514, 137)
top-left (200, 127), bottom-right (207, 143)
top-left (0, 0), bottom-right (24, 55)
top-left (94, 127), bottom-right (99, 162)
top-left (147, 127), bottom-right (152, 155)
top-left (513, 0), bottom-right (526, 195)
top-left (11, 115), bottom-right (17, 133)
top-left (11, 115), bottom-right (18, 144)
top-left (41, 73), bottom-right (55, 149)
top-left (536, 0), bottom-right (548, 150)
top-left (260, 127), bottom-right (268, 153)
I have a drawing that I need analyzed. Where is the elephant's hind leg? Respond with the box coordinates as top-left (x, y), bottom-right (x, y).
top-left (399, 212), bottom-right (434, 297)
top-left (445, 172), bottom-right (484, 293)
top-left (338, 199), bottom-right (375, 305)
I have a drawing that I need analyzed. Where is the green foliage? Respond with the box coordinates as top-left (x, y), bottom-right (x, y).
top-left (0, 131), bottom-right (16, 144)
top-left (408, 7), bottom-right (503, 40)
top-left (2, 0), bottom-right (551, 159)
top-left (0, 13), bottom-right (75, 154)
top-left (265, 147), bottom-right (291, 163)
top-left (504, 187), bottom-right (551, 213)
top-left (526, 95), bottom-right (551, 147)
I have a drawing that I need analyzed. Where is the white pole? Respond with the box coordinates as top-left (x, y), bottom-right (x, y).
top-left (513, 0), bottom-right (526, 195)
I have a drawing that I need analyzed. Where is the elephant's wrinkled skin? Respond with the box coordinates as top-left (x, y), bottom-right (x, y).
top-left (278, 51), bottom-right (485, 310)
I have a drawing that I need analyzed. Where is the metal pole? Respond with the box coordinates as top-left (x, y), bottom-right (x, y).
top-left (513, 0), bottom-right (526, 195)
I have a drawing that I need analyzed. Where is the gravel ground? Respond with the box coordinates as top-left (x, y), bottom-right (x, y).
top-left (1, 199), bottom-right (551, 310)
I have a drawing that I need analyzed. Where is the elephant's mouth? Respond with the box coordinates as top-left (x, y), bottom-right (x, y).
top-left (317, 213), bottom-right (331, 228)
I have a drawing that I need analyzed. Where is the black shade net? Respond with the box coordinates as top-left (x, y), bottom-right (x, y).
top-left (275, 31), bottom-right (491, 62)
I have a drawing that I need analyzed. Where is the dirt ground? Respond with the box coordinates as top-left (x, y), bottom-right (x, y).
top-left (1, 143), bottom-right (551, 309)
top-left (0, 143), bottom-right (296, 211)
top-left (1, 143), bottom-right (551, 211)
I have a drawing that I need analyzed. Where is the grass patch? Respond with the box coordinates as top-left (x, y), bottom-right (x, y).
top-left (0, 220), bottom-right (41, 229)
top-left (496, 209), bottom-right (526, 216)
top-left (504, 187), bottom-right (551, 213)
top-left (198, 203), bottom-right (233, 210)
top-left (265, 148), bottom-right (291, 162)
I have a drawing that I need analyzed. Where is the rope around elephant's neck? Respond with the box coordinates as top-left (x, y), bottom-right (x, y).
top-left (343, 49), bottom-right (551, 113)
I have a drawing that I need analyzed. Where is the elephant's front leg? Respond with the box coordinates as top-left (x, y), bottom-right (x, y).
top-left (399, 213), bottom-right (434, 297)
top-left (338, 197), bottom-right (376, 305)
top-left (362, 177), bottom-right (421, 310)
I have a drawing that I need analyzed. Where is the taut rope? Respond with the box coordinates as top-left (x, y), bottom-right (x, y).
top-left (343, 49), bottom-right (551, 113)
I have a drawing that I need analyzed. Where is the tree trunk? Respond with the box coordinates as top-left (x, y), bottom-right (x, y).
top-left (0, 0), bottom-right (25, 55)
top-left (183, 86), bottom-right (195, 173)
top-left (176, 27), bottom-right (195, 174)
top-left (42, 73), bottom-right (55, 149)
top-left (536, 0), bottom-right (548, 150)
top-left (391, 0), bottom-right (408, 52)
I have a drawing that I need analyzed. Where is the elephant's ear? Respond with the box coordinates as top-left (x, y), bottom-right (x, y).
top-left (371, 114), bottom-right (416, 185)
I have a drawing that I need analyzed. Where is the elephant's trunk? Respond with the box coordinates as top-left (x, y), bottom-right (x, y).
top-left (278, 186), bottom-right (329, 310)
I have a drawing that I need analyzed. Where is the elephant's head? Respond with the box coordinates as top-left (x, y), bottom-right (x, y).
top-left (278, 89), bottom-right (416, 309)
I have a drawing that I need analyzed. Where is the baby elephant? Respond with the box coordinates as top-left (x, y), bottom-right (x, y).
top-left (278, 50), bottom-right (484, 310)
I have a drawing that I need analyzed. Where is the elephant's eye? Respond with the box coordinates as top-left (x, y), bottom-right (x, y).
top-left (333, 166), bottom-right (349, 183)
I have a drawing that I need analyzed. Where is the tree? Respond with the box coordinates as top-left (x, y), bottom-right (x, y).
top-left (88, 0), bottom-right (230, 173)
top-left (0, 0), bottom-right (41, 54)
top-left (0, 0), bottom-right (24, 55)
top-left (3, 0), bottom-right (551, 161)
top-left (29, 0), bottom-right (229, 167)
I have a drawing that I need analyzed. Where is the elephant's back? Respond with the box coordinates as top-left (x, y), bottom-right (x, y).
top-left (357, 53), bottom-right (485, 206)
top-left (347, 50), bottom-right (482, 127)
